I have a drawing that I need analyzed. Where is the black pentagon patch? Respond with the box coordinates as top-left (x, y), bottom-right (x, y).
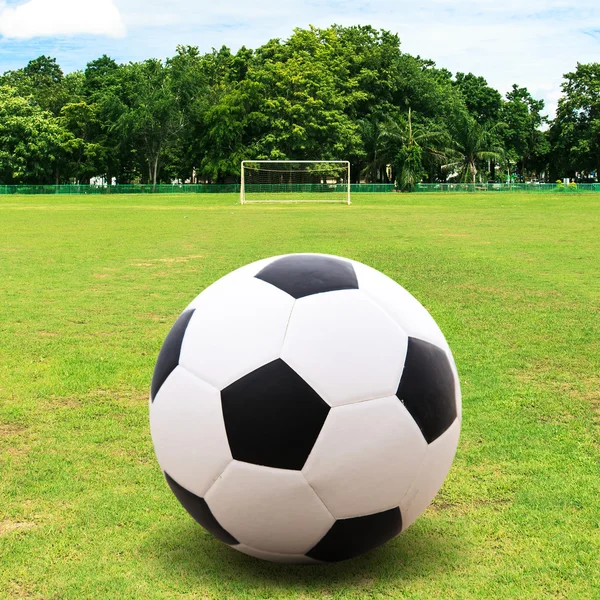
top-left (255, 255), bottom-right (358, 299)
top-left (151, 309), bottom-right (195, 402)
top-left (165, 472), bottom-right (238, 545)
top-left (306, 507), bottom-right (402, 562)
top-left (221, 359), bottom-right (330, 470)
top-left (396, 337), bottom-right (457, 444)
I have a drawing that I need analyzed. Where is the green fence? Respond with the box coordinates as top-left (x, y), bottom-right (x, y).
top-left (351, 183), bottom-right (396, 193)
top-left (0, 184), bottom-right (241, 195)
top-left (0, 182), bottom-right (599, 195)
top-left (414, 183), bottom-right (600, 193)
top-left (0, 183), bottom-right (394, 195)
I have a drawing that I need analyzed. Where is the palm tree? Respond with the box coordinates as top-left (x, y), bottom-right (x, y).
top-left (383, 107), bottom-right (448, 191)
top-left (357, 116), bottom-right (389, 183)
top-left (444, 113), bottom-right (504, 183)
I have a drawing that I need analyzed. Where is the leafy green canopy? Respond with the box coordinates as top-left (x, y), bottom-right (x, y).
top-left (0, 86), bottom-right (72, 184)
top-left (550, 63), bottom-right (600, 180)
top-left (0, 25), bottom-right (594, 185)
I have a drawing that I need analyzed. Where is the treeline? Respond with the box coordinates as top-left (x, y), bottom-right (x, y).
top-left (0, 25), bottom-right (598, 186)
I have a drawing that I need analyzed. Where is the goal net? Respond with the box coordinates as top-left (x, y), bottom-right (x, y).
top-left (241, 161), bottom-right (351, 204)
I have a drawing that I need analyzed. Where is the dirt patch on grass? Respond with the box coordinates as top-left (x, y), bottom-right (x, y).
top-left (470, 497), bottom-right (513, 509)
top-left (118, 389), bottom-right (150, 406)
top-left (157, 254), bottom-right (203, 264)
top-left (430, 497), bottom-right (512, 515)
top-left (50, 388), bottom-right (149, 408)
top-left (140, 313), bottom-right (168, 322)
top-left (133, 254), bottom-right (203, 268)
top-left (88, 388), bottom-right (149, 405)
top-left (582, 385), bottom-right (600, 419)
top-left (0, 423), bottom-right (27, 437)
top-left (0, 520), bottom-right (36, 536)
top-left (48, 396), bottom-right (81, 408)
top-left (526, 289), bottom-right (563, 298)
top-left (4, 445), bottom-right (30, 457)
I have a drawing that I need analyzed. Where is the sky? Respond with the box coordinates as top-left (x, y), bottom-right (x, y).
top-left (0, 0), bottom-right (599, 117)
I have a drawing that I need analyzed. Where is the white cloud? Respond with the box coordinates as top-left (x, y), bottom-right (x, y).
top-left (1, 0), bottom-right (599, 117)
top-left (0, 0), bottom-right (126, 39)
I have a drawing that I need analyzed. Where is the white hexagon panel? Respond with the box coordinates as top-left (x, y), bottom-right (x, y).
top-left (281, 290), bottom-right (408, 407)
top-left (150, 253), bottom-right (461, 564)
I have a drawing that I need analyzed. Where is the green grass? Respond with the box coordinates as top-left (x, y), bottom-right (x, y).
top-left (1, 193), bottom-right (599, 599)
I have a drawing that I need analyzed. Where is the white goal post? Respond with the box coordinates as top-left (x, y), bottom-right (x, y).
top-left (240, 160), bottom-right (351, 205)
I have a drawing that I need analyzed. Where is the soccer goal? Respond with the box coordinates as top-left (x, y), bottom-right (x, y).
top-left (240, 160), bottom-right (351, 204)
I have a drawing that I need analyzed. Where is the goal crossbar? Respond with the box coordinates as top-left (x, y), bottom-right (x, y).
top-left (241, 160), bottom-right (351, 205)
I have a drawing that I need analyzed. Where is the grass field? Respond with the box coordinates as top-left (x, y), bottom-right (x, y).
top-left (1, 193), bottom-right (599, 599)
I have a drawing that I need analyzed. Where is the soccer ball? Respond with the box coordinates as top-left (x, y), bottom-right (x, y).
top-left (150, 254), bottom-right (461, 564)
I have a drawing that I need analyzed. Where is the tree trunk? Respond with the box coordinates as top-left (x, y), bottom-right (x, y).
top-left (153, 154), bottom-right (160, 186)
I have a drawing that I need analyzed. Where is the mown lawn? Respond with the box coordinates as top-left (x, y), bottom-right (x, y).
top-left (1, 193), bottom-right (599, 599)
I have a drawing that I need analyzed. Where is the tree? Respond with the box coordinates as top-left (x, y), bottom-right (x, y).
top-left (58, 100), bottom-right (104, 183)
top-left (500, 85), bottom-right (548, 179)
top-left (357, 116), bottom-right (389, 182)
top-left (82, 55), bottom-right (133, 183)
top-left (444, 113), bottom-right (504, 183)
top-left (549, 63), bottom-right (600, 180)
top-left (453, 72), bottom-right (502, 125)
top-left (167, 46), bottom-right (219, 182)
top-left (197, 78), bottom-right (264, 182)
top-left (1, 26), bottom-right (563, 186)
top-left (0, 86), bottom-right (72, 184)
top-left (383, 108), bottom-right (448, 189)
top-left (238, 27), bottom-right (363, 163)
top-left (115, 60), bottom-right (184, 185)
top-left (1, 56), bottom-right (69, 115)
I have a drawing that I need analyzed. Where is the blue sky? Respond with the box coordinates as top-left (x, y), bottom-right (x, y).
top-left (0, 0), bottom-right (599, 116)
